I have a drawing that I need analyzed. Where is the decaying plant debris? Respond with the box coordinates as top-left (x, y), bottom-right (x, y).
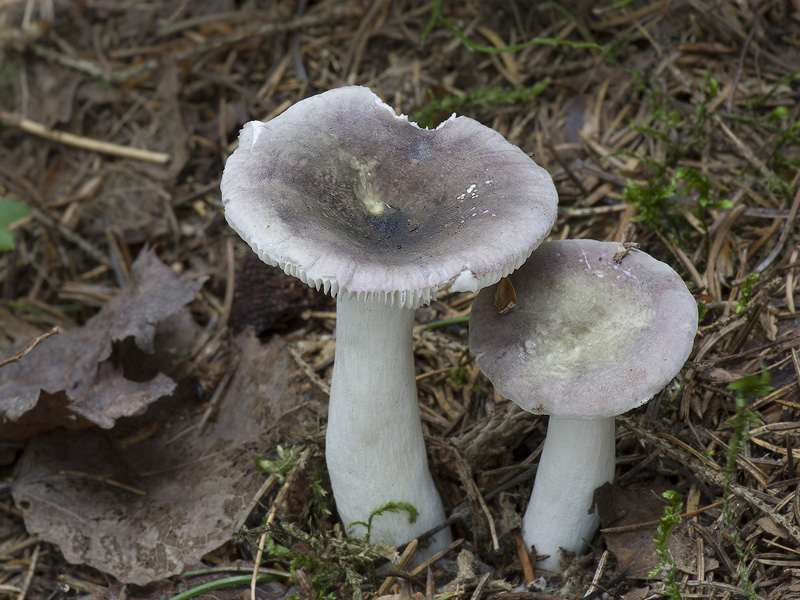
top-left (1, 0), bottom-right (799, 599)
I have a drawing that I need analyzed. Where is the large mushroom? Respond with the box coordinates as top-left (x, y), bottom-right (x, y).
top-left (221, 86), bottom-right (558, 552)
top-left (469, 239), bottom-right (697, 570)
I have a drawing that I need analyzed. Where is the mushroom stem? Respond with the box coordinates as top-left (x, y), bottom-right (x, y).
top-left (522, 416), bottom-right (616, 571)
top-left (326, 293), bottom-right (451, 553)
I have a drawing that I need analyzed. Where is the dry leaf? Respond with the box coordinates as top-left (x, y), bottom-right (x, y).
top-left (0, 248), bottom-right (206, 440)
top-left (12, 332), bottom-right (310, 585)
top-left (595, 480), bottom-right (684, 579)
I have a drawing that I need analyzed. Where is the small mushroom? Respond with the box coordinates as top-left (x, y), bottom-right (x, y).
top-left (469, 239), bottom-right (697, 570)
top-left (221, 86), bottom-right (558, 552)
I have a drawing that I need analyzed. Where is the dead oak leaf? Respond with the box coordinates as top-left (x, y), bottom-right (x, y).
top-left (12, 333), bottom-right (310, 585)
top-left (0, 248), bottom-right (206, 440)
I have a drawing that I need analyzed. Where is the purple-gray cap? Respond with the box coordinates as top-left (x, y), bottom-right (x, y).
top-left (221, 86), bottom-right (558, 309)
top-left (470, 239), bottom-right (698, 419)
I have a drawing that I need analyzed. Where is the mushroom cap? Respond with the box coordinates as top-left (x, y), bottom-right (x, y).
top-left (469, 239), bottom-right (698, 419)
top-left (221, 86), bottom-right (558, 309)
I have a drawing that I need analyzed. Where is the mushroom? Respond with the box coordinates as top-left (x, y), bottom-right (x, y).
top-left (469, 239), bottom-right (697, 570)
top-left (221, 86), bottom-right (558, 552)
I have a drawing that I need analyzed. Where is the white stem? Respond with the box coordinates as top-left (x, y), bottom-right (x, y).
top-left (522, 416), bottom-right (616, 571)
top-left (326, 293), bottom-right (451, 554)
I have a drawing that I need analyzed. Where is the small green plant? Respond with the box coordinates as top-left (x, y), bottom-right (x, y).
top-left (648, 490), bottom-right (685, 600)
top-left (411, 81), bottom-right (551, 129)
top-left (347, 501), bottom-right (419, 544)
top-left (696, 299), bottom-right (709, 323)
top-left (735, 273), bottom-right (760, 315)
top-left (447, 349), bottom-right (472, 386)
top-left (623, 166), bottom-right (729, 246)
top-left (618, 74), bottom-right (729, 247)
top-left (250, 460), bottom-right (416, 600)
top-left (723, 369), bottom-right (773, 600)
top-left (261, 513), bottom-right (400, 600)
top-left (0, 199), bottom-right (28, 250)
top-left (254, 445), bottom-right (297, 484)
top-left (305, 460), bottom-right (332, 518)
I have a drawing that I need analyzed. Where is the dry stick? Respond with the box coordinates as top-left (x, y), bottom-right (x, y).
top-left (0, 326), bottom-right (62, 369)
top-left (512, 529), bottom-right (535, 584)
top-left (584, 550), bottom-right (609, 599)
top-left (44, 584), bottom-right (70, 600)
top-left (0, 110), bottom-right (170, 164)
top-left (452, 447), bottom-right (500, 550)
top-left (292, 0), bottom-right (309, 82)
top-left (410, 466), bottom-right (538, 546)
top-left (469, 572), bottom-right (492, 600)
top-left (725, 0), bottom-right (759, 115)
top-left (786, 249), bottom-right (798, 313)
top-left (686, 579), bottom-right (753, 596)
top-left (561, 204), bottom-right (628, 218)
top-left (234, 475), bottom-right (279, 533)
top-left (251, 448), bottom-right (311, 600)
top-left (714, 115), bottom-right (774, 182)
top-left (218, 237), bottom-right (236, 332)
top-left (425, 567), bottom-right (435, 600)
top-left (17, 542), bottom-right (40, 600)
top-left (287, 344), bottom-right (331, 396)
top-left (599, 501), bottom-right (723, 534)
top-left (198, 352), bottom-right (240, 433)
top-left (654, 231), bottom-right (706, 291)
top-left (342, 0), bottom-right (391, 83)
top-left (754, 183), bottom-right (800, 275)
top-left (545, 140), bottom-right (589, 198)
top-left (377, 538), bottom-right (419, 595)
top-left (706, 204), bottom-right (746, 301)
top-left (409, 538), bottom-right (464, 578)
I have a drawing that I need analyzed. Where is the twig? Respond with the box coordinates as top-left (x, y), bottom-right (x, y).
top-left (545, 140), bottom-right (589, 198)
top-left (469, 572), bottom-right (492, 600)
top-left (218, 236), bottom-right (236, 332)
top-left (0, 110), bottom-right (171, 164)
top-left (406, 467), bottom-right (536, 544)
top-left (726, 0), bottom-right (759, 114)
top-left (584, 550), bottom-right (609, 599)
top-left (233, 474), bottom-right (278, 533)
top-left (44, 584), bottom-right (70, 600)
top-left (198, 352), bottom-right (240, 432)
top-left (409, 538), bottom-right (464, 578)
top-left (251, 448), bottom-right (311, 599)
top-left (451, 446), bottom-right (499, 550)
top-left (288, 343), bottom-right (330, 395)
top-left (512, 529), bottom-right (535, 583)
top-left (714, 115), bottom-right (774, 181)
top-left (17, 542), bottom-right (40, 600)
top-left (292, 0), bottom-right (309, 82)
top-left (754, 183), bottom-right (800, 274)
top-left (600, 501), bottom-right (722, 533)
top-left (0, 326), bottom-right (62, 369)
top-left (377, 538), bottom-right (419, 595)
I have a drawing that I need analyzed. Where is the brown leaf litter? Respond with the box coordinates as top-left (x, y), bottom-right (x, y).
top-left (1, 0), bottom-right (799, 599)
top-left (0, 248), bottom-right (205, 440)
top-left (11, 331), bottom-right (312, 585)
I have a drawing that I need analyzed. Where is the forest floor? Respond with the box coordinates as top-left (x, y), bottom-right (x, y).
top-left (1, 1), bottom-right (799, 599)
